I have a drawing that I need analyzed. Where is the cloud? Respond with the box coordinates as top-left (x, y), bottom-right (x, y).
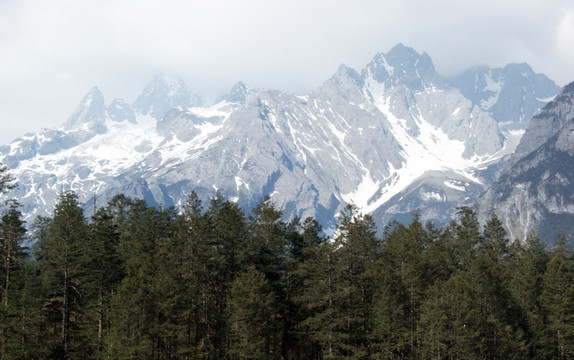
top-left (0, 0), bottom-right (573, 145)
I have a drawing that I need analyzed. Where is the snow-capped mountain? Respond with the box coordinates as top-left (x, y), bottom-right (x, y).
top-left (0, 44), bottom-right (560, 232)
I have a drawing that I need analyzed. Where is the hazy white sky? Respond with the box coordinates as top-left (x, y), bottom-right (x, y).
top-left (1, 0), bottom-right (573, 145)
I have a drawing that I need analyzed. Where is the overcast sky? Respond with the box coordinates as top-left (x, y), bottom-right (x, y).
top-left (1, 0), bottom-right (573, 146)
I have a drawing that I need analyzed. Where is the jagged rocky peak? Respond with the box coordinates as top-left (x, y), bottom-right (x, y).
top-left (362, 43), bottom-right (442, 90)
top-left (132, 73), bottom-right (201, 119)
top-left (503, 62), bottom-right (562, 102)
top-left (107, 98), bottom-right (136, 124)
top-left (63, 86), bottom-right (106, 130)
top-left (513, 81), bottom-right (574, 161)
top-left (448, 62), bottom-right (560, 129)
top-left (316, 64), bottom-right (366, 104)
top-left (331, 64), bottom-right (364, 89)
top-left (216, 81), bottom-right (258, 104)
top-left (554, 83), bottom-right (574, 153)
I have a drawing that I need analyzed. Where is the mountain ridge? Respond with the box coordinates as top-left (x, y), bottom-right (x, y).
top-left (0, 44), bottom-right (561, 236)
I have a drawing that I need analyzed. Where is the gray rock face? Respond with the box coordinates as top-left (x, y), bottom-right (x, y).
top-left (477, 82), bottom-right (574, 243)
top-left (513, 83), bottom-right (574, 160)
top-left (362, 43), bottom-right (445, 91)
top-left (449, 63), bottom-right (560, 130)
top-left (107, 98), bottom-right (136, 124)
top-left (0, 45), bottom-right (561, 235)
top-left (133, 73), bottom-right (201, 119)
top-left (63, 87), bottom-right (106, 131)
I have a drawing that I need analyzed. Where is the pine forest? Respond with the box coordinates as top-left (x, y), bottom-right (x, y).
top-left (0, 163), bottom-right (573, 360)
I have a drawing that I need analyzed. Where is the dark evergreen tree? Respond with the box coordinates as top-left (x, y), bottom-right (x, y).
top-left (36, 191), bottom-right (89, 358)
top-left (205, 193), bottom-right (247, 358)
top-left (228, 266), bottom-right (276, 359)
top-left (540, 235), bottom-right (574, 360)
top-left (0, 200), bottom-right (27, 358)
top-left (171, 191), bottom-right (209, 358)
top-left (330, 204), bottom-right (380, 358)
top-left (83, 206), bottom-right (124, 356)
top-left (507, 231), bottom-right (550, 358)
top-left (468, 213), bottom-right (526, 359)
top-left (242, 195), bottom-right (289, 357)
top-left (295, 219), bottom-right (338, 359)
top-left (107, 200), bottom-right (178, 359)
top-left (373, 215), bottom-right (428, 358)
top-left (449, 206), bottom-right (482, 270)
top-left (171, 191), bottom-right (248, 359)
top-left (0, 200), bottom-right (26, 307)
top-left (418, 274), bottom-right (478, 359)
top-left (286, 217), bottom-right (326, 359)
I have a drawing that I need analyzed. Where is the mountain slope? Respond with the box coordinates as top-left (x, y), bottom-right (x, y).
top-left (477, 82), bottom-right (574, 242)
top-left (0, 44), bottom-right (560, 232)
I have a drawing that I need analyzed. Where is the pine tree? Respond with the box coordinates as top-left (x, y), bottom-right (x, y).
top-left (450, 207), bottom-right (482, 270)
top-left (36, 191), bottom-right (89, 358)
top-left (330, 204), bottom-right (380, 358)
top-left (0, 200), bottom-right (27, 358)
top-left (107, 200), bottom-right (178, 359)
top-left (540, 236), bottom-right (574, 360)
top-left (205, 193), bottom-right (247, 357)
top-left (83, 206), bottom-right (124, 356)
top-left (0, 200), bottom-right (26, 308)
top-left (468, 213), bottom-right (526, 359)
top-left (286, 217), bottom-right (326, 359)
top-left (170, 191), bottom-right (248, 358)
top-left (418, 274), bottom-right (478, 359)
top-left (507, 231), bottom-right (550, 358)
top-left (228, 265), bottom-right (277, 360)
top-left (373, 215), bottom-right (428, 358)
top-left (295, 219), bottom-right (338, 359)
top-left (171, 191), bottom-right (209, 358)
top-left (243, 195), bottom-right (289, 355)
top-left (246, 195), bottom-right (289, 288)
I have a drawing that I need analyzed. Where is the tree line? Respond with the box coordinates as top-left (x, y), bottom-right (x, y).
top-left (0, 164), bottom-right (573, 359)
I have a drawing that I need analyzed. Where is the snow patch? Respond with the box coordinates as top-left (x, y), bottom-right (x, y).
top-left (187, 102), bottom-right (233, 118)
top-left (444, 180), bottom-right (467, 191)
top-left (480, 72), bottom-right (502, 109)
top-left (536, 96), bottom-right (556, 103)
top-left (234, 176), bottom-right (250, 191)
top-left (421, 190), bottom-right (445, 202)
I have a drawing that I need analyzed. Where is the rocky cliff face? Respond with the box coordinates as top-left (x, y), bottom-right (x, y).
top-left (0, 44), bottom-right (560, 233)
top-left (477, 82), bottom-right (574, 243)
top-left (449, 63), bottom-right (560, 130)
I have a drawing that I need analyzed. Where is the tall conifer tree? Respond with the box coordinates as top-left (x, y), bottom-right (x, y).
top-left (36, 191), bottom-right (89, 358)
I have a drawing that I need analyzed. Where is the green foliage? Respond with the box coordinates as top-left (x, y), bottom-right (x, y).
top-left (36, 190), bottom-right (90, 358)
top-left (0, 200), bottom-right (28, 358)
top-left (540, 240), bottom-right (574, 360)
top-left (228, 265), bottom-right (277, 359)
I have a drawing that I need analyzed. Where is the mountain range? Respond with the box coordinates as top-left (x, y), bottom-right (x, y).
top-left (0, 43), bottom-right (566, 240)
